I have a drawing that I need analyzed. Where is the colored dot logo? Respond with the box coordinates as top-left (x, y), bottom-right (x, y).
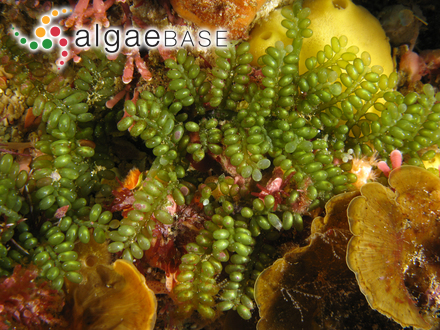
top-left (11, 7), bottom-right (72, 70)
top-left (50, 27), bottom-right (61, 37)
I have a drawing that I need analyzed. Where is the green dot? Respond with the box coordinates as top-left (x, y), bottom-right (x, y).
top-left (42, 39), bottom-right (52, 50)
top-left (20, 38), bottom-right (26, 44)
top-left (14, 32), bottom-right (18, 36)
top-left (30, 41), bottom-right (38, 50)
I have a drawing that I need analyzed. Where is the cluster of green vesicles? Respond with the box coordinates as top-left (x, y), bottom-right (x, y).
top-left (1, 0), bottom-right (440, 323)
top-left (111, 2), bottom-right (440, 320)
top-left (0, 153), bottom-right (29, 276)
top-left (0, 35), bottom-right (132, 288)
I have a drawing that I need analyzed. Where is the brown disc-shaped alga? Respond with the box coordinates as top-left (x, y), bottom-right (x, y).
top-left (255, 191), bottom-right (401, 329)
top-left (347, 165), bottom-right (440, 329)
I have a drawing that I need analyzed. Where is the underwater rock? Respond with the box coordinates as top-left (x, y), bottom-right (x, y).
top-left (255, 191), bottom-right (401, 329)
top-left (378, 5), bottom-right (425, 49)
top-left (347, 165), bottom-right (440, 330)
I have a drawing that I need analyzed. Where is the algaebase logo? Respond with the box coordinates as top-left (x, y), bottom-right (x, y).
top-left (11, 7), bottom-right (227, 73)
top-left (11, 8), bottom-right (72, 70)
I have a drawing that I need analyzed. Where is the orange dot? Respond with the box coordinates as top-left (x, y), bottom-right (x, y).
top-left (62, 9), bottom-right (67, 13)
top-left (35, 27), bottom-right (46, 38)
top-left (41, 16), bottom-right (50, 24)
top-left (52, 10), bottom-right (58, 16)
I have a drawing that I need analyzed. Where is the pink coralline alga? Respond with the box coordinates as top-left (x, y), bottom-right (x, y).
top-left (64, 0), bottom-right (117, 29)
top-left (400, 48), bottom-right (440, 84)
top-left (377, 149), bottom-right (403, 177)
top-left (0, 265), bottom-right (66, 329)
top-left (121, 48), bottom-right (153, 84)
top-left (62, 0), bottom-right (153, 85)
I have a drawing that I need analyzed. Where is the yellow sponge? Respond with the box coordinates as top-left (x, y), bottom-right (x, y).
top-left (249, 0), bottom-right (393, 76)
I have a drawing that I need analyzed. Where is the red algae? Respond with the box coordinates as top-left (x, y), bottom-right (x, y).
top-left (0, 265), bottom-right (66, 329)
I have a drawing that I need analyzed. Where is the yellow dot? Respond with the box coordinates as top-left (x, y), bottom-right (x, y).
top-left (52, 10), bottom-right (58, 16)
top-left (41, 16), bottom-right (50, 24)
top-left (62, 9), bottom-right (67, 13)
top-left (36, 27), bottom-right (46, 38)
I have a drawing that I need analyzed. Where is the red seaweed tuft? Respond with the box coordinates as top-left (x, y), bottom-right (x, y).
top-left (0, 265), bottom-right (66, 329)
